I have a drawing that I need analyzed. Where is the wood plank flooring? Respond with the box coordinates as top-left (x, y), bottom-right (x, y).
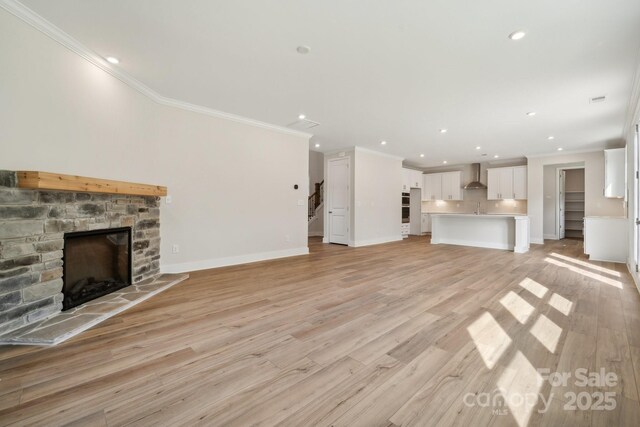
top-left (1, 236), bottom-right (640, 426)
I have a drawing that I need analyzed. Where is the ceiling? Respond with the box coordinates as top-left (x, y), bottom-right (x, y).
top-left (18, 0), bottom-right (640, 167)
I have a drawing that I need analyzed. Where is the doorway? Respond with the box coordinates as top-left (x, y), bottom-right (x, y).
top-left (557, 167), bottom-right (585, 240)
top-left (327, 157), bottom-right (350, 245)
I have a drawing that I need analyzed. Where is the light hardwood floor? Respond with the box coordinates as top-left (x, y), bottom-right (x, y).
top-left (1, 236), bottom-right (640, 426)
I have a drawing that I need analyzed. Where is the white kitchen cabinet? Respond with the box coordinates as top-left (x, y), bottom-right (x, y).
top-left (401, 168), bottom-right (410, 192)
top-left (442, 171), bottom-right (462, 200)
top-left (487, 166), bottom-right (527, 200)
top-left (422, 173), bottom-right (442, 200)
top-left (604, 148), bottom-right (625, 198)
top-left (422, 171), bottom-right (461, 201)
top-left (401, 223), bottom-right (410, 238)
top-left (513, 166), bottom-right (527, 200)
top-left (421, 213), bottom-right (431, 233)
top-left (584, 217), bottom-right (627, 262)
top-left (402, 168), bottom-right (424, 191)
top-left (410, 170), bottom-right (423, 189)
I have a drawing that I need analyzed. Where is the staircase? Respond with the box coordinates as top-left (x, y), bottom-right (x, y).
top-left (308, 180), bottom-right (324, 222)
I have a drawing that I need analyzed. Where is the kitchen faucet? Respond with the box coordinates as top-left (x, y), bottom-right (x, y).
top-left (475, 201), bottom-right (481, 215)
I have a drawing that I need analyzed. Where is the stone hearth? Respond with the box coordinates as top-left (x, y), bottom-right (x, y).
top-left (0, 171), bottom-right (162, 335)
top-left (0, 273), bottom-right (188, 345)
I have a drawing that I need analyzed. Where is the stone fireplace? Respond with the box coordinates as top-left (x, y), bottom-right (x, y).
top-left (0, 171), bottom-right (161, 335)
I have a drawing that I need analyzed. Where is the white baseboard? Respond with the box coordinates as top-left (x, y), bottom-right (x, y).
top-left (351, 236), bottom-right (403, 247)
top-left (530, 238), bottom-right (544, 245)
top-left (543, 234), bottom-right (558, 240)
top-left (161, 247), bottom-right (309, 274)
top-left (308, 231), bottom-right (324, 237)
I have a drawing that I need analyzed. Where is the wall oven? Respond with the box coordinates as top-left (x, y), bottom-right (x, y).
top-left (402, 192), bottom-right (410, 223)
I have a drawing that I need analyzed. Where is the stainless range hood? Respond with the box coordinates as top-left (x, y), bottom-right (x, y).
top-left (464, 163), bottom-right (487, 190)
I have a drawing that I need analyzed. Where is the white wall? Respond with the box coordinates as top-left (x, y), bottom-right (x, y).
top-left (323, 147), bottom-right (402, 246)
top-left (353, 148), bottom-right (402, 246)
top-left (0, 9), bottom-right (310, 272)
top-left (528, 151), bottom-right (626, 244)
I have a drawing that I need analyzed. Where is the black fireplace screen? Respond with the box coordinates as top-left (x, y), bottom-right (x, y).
top-left (62, 227), bottom-right (132, 310)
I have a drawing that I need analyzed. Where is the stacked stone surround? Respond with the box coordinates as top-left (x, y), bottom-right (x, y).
top-left (0, 171), bottom-right (161, 334)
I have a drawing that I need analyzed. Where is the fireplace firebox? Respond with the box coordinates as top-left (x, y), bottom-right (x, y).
top-left (62, 227), bottom-right (132, 310)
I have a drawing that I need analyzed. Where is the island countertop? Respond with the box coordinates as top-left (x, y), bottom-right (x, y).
top-left (428, 213), bottom-right (528, 218)
top-left (430, 213), bottom-right (530, 253)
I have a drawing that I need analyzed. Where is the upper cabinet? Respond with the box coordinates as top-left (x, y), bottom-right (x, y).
top-left (604, 148), bottom-right (625, 198)
top-left (487, 166), bottom-right (527, 200)
top-left (422, 171), bottom-right (462, 201)
top-left (402, 168), bottom-right (423, 191)
top-left (422, 173), bottom-right (442, 200)
top-left (513, 166), bottom-right (527, 200)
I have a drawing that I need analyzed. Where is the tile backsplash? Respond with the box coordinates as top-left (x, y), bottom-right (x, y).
top-left (422, 190), bottom-right (527, 215)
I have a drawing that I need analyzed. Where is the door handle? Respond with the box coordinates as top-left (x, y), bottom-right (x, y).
top-left (329, 211), bottom-right (333, 214)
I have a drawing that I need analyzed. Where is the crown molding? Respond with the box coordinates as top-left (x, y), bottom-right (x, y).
top-left (525, 148), bottom-right (603, 159)
top-left (0, 0), bottom-right (312, 139)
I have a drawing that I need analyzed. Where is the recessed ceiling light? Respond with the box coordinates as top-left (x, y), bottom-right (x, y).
top-left (298, 114), bottom-right (306, 120)
top-left (106, 56), bottom-right (119, 64)
top-left (509, 31), bottom-right (526, 40)
top-left (557, 147), bottom-right (563, 151)
top-left (296, 45), bottom-right (311, 54)
top-left (548, 136), bottom-right (555, 140)
top-left (440, 129), bottom-right (448, 133)
top-left (494, 155), bottom-right (500, 158)
top-left (443, 160), bottom-right (448, 164)
top-left (420, 154), bottom-right (425, 158)
top-left (526, 112), bottom-right (536, 116)
top-left (380, 140), bottom-right (387, 145)
top-left (315, 143), bottom-right (320, 148)
top-left (475, 146), bottom-right (481, 150)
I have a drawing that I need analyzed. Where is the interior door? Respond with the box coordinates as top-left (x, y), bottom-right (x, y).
top-left (328, 157), bottom-right (349, 245)
top-left (559, 170), bottom-right (566, 239)
top-left (635, 124), bottom-right (639, 271)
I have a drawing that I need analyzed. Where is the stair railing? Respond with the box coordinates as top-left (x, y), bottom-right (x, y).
top-left (308, 180), bottom-right (324, 220)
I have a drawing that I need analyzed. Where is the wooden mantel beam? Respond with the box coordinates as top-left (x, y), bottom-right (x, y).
top-left (16, 171), bottom-right (167, 197)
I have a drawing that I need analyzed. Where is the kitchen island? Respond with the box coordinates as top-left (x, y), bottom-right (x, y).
top-left (430, 213), bottom-right (530, 253)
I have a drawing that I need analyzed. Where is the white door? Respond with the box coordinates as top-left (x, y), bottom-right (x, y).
top-left (328, 157), bottom-right (350, 245)
top-left (559, 170), bottom-right (566, 239)
top-left (635, 124), bottom-right (639, 272)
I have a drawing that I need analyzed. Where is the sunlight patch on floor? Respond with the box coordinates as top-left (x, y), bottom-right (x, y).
top-left (549, 252), bottom-right (621, 277)
top-left (544, 257), bottom-right (622, 289)
top-left (500, 291), bottom-right (535, 324)
top-left (497, 351), bottom-right (545, 427)
top-left (548, 293), bottom-right (573, 316)
top-left (518, 278), bottom-right (548, 299)
top-left (467, 312), bottom-right (512, 369)
top-left (529, 314), bottom-right (562, 353)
